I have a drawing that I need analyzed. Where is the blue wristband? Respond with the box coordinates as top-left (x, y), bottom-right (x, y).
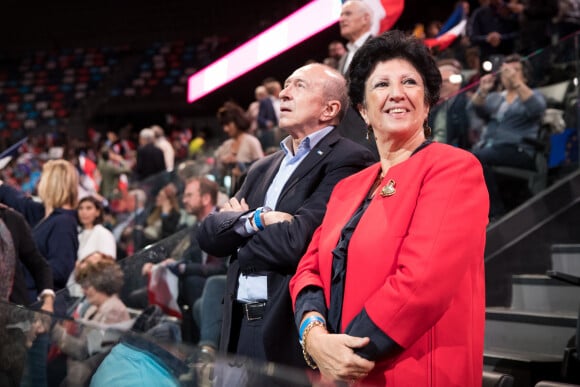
top-left (253, 207), bottom-right (266, 231)
top-left (299, 315), bottom-right (326, 343)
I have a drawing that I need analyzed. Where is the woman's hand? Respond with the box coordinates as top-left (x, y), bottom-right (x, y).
top-left (306, 328), bottom-right (375, 382)
top-left (40, 293), bottom-right (55, 314)
top-left (479, 73), bottom-right (495, 93)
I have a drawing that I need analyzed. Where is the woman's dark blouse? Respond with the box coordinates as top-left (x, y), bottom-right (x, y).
top-left (0, 184), bottom-right (78, 296)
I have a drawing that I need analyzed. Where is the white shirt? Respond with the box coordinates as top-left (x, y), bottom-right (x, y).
top-left (68, 224), bottom-right (117, 297)
top-left (342, 32), bottom-right (373, 74)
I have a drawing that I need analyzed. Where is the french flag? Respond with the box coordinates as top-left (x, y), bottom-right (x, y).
top-left (423, 3), bottom-right (467, 51)
top-left (362, 0), bottom-right (405, 35)
top-left (377, 0), bottom-right (405, 34)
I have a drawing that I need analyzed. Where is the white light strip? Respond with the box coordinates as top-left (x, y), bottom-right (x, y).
top-left (187, 0), bottom-right (342, 103)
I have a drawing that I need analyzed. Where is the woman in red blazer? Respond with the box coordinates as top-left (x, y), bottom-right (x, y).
top-left (290, 31), bottom-right (489, 386)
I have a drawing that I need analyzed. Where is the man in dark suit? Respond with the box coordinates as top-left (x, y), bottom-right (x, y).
top-left (197, 63), bottom-right (375, 367)
top-left (134, 127), bottom-right (166, 181)
top-left (336, 0), bottom-right (378, 159)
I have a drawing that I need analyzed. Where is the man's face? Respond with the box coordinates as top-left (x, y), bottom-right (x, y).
top-left (439, 67), bottom-right (461, 99)
top-left (329, 42), bottom-right (346, 59)
top-left (125, 194), bottom-right (136, 212)
top-left (278, 65), bottom-right (331, 135)
top-left (339, 2), bottom-right (369, 42)
top-left (183, 180), bottom-right (204, 217)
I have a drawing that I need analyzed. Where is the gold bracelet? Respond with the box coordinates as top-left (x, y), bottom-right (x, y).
top-left (301, 320), bottom-right (326, 369)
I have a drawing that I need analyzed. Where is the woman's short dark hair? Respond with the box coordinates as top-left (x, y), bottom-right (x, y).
top-left (217, 102), bottom-right (251, 132)
top-left (77, 196), bottom-right (104, 226)
top-left (347, 30), bottom-right (442, 110)
top-left (503, 53), bottom-right (531, 83)
top-left (76, 259), bottom-right (124, 296)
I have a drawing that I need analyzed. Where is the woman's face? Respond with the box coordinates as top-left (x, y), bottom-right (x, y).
top-left (82, 284), bottom-right (100, 306)
top-left (156, 190), bottom-right (168, 206)
top-left (78, 200), bottom-right (100, 228)
top-left (359, 58), bottom-right (429, 142)
top-left (223, 122), bottom-right (238, 137)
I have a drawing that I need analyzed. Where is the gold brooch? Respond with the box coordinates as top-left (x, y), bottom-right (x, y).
top-left (380, 179), bottom-right (396, 197)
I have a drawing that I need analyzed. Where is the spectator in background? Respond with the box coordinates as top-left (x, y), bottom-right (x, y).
top-left (134, 128), bottom-right (166, 182)
top-left (517, 0), bottom-right (558, 84)
top-left (518, 0), bottom-right (558, 54)
top-left (557, 0), bottom-right (580, 43)
top-left (428, 59), bottom-right (473, 148)
top-left (323, 40), bottom-right (347, 70)
top-left (425, 20), bottom-right (442, 38)
top-left (468, 0), bottom-right (521, 62)
top-left (0, 159), bottom-right (79, 387)
top-left (105, 129), bottom-right (132, 160)
top-left (143, 183), bottom-right (181, 244)
top-left (215, 102), bottom-right (264, 194)
top-left (0, 159), bottom-right (79, 297)
top-left (67, 196), bottom-right (117, 298)
top-left (0, 203), bottom-right (54, 311)
top-left (52, 257), bottom-right (130, 387)
top-left (152, 125), bottom-right (175, 173)
top-left (247, 85), bottom-right (269, 134)
top-left (188, 129), bottom-right (207, 158)
top-left (143, 176), bottom-right (225, 343)
top-left (257, 77), bottom-right (282, 151)
top-left (335, 0), bottom-right (379, 159)
top-left (113, 189), bottom-right (148, 257)
top-left (337, 0), bottom-right (374, 75)
top-left (471, 53), bottom-right (547, 218)
top-left (97, 148), bottom-right (132, 200)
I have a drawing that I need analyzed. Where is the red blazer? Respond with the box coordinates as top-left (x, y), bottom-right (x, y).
top-left (290, 143), bottom-right (489, 386)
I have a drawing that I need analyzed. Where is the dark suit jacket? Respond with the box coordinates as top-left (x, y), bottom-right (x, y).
top-left (180, 222), bottom-right (226, 277)
top-left (0, 205), bottom-right (53, 306)
top-left (197, 128), bottom-right (375, 367)
top-left (336, 107), bottom-right (379, 160)
top-left (134, 143), bottom-right (165, 181)
top-left (257, 97), bottom-right (278, 130)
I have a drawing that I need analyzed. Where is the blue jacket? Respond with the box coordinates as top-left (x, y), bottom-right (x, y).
top-left (0, 184), bottom-right (78, 297)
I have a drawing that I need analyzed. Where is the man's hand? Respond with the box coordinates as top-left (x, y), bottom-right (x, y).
top-left (486, 31), bottom-right (501, 47)
top-left (220, 197), bottom-right (249, 212)
top-left (262, 211), bottom-right (293, 226)
top-left (142, 262), bottom-right (154, 276)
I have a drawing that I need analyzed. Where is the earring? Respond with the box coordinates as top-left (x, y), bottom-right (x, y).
top-left (366, 125), bottom-right (373, 141)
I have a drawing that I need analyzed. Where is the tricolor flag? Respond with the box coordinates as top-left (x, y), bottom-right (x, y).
top-left (423, 3), bottom-right (467, 51)
top-left (361, 0), bottom-right (405, 35)
top-left (377, 0), bottom-right (405, 34)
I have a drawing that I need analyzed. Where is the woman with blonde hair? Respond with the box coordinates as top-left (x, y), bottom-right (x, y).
top-left (0, 159), bottom-right (79, 296)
